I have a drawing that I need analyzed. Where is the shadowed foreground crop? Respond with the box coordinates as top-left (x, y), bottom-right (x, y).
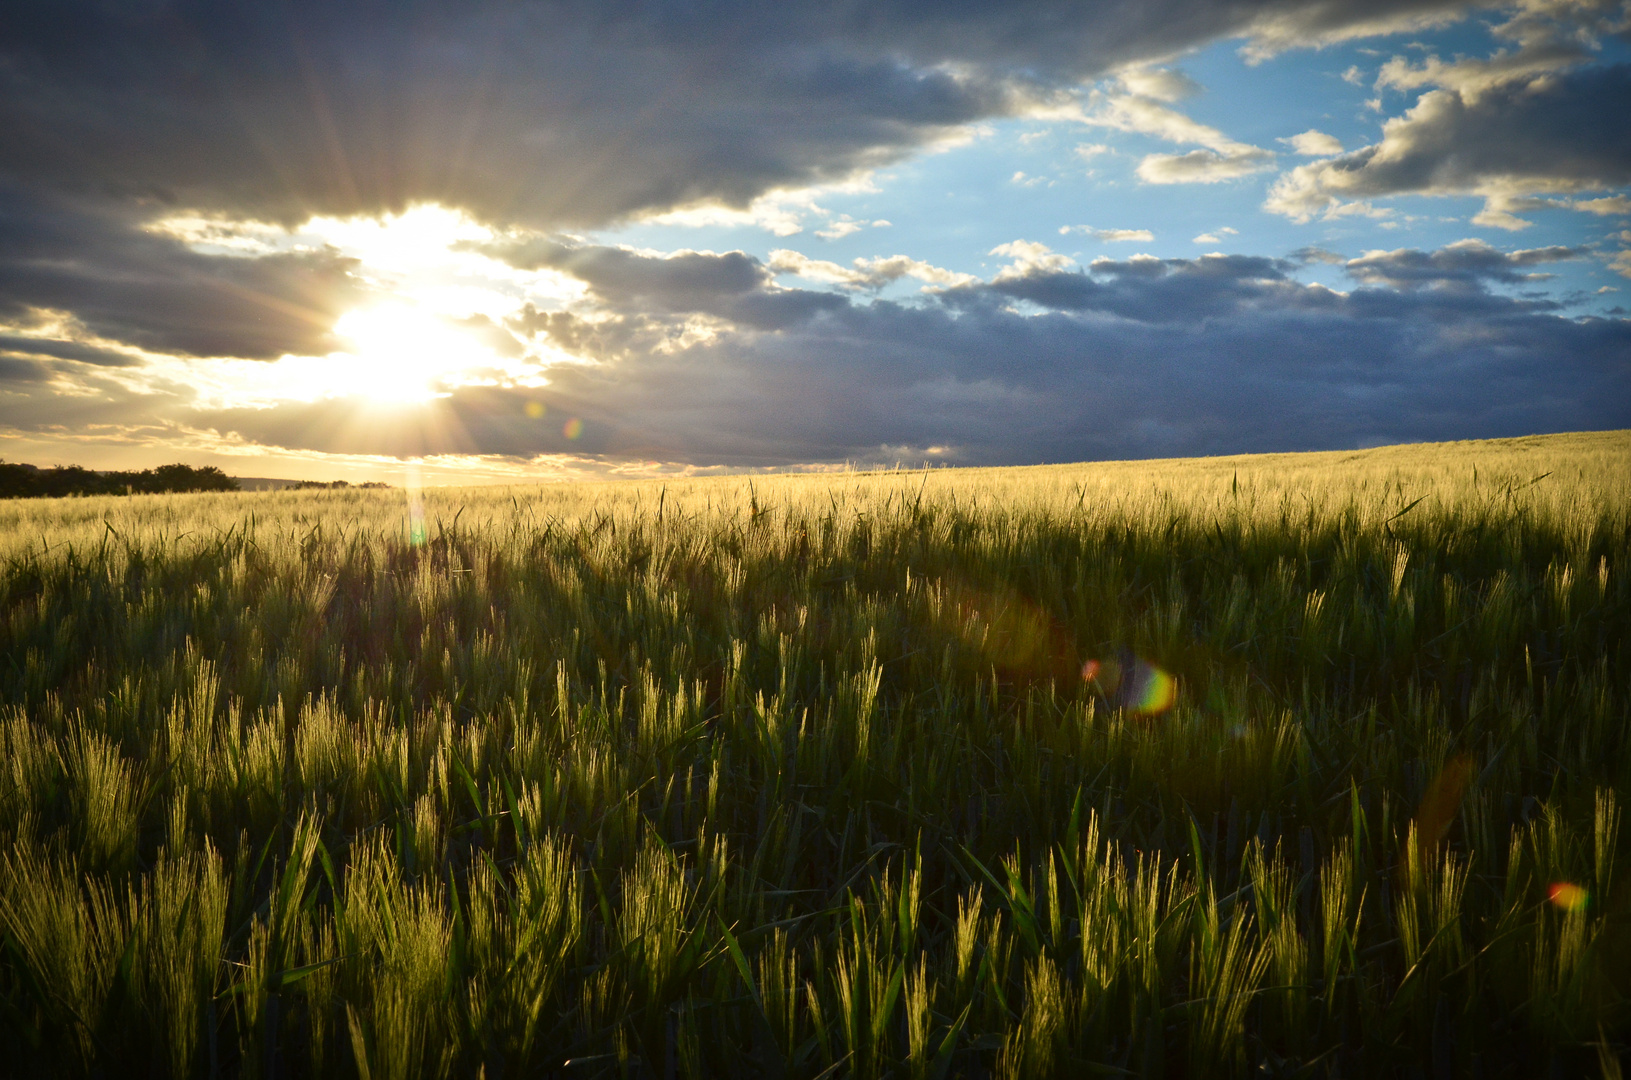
top-left (0, 431), bottom-right (1627, 1077)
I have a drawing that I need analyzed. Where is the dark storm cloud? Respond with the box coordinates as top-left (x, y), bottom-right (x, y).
top-left (0, 334), bottom-right (138, 367)
top-left (163, 244), bottom-right (1631, 466)
top-left (971, 253), bottom-right (1314, 322)
top-left (0, 190), bottom-right (367, 359)
top-left (490, 239), bottom-right (769, 308)
top-left (490, 239), bottom-right (848, 330)
top-left (0, 357), bottom-right (49, 383)
top-left (0, 0), bottom-right (1476, 230)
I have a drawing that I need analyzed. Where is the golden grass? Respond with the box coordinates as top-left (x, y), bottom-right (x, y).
top-left (0, 429), bottom-right (1625, 1077)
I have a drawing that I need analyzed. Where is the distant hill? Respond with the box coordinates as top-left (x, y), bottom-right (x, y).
top-left (236, 477), bottom-right (392, 491)
top-left (233, 476), bottom-right (394, 491)
top-left (231, 476), bottom-right (303, 492)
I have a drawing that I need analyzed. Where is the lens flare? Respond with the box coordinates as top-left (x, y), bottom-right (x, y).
top-left (563, 418), bottom-right (584, 440)
top-left (1413, 754), bottom-right (1474, 850)
top-left (406, 464), bottom-right (426, 546)
top-left (525, 400), bottom-right (545, 418)
top-left (1548, 882), bottom-right (1589, 912)
top-left (1124, 661), bottom-right (1177, 715)
top-left (1082, 653), bottom-right (1177, 716)
top-left (937, 581), bottom-right (1076, 681)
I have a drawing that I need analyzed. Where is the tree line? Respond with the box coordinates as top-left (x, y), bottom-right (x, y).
top-left (0, 461), bottom-right (239, 499)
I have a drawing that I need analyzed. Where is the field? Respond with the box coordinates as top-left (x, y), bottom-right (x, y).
top-left (0, 429), bottom-right (1627, 1078)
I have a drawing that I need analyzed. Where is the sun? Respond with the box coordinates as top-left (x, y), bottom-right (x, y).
top-left (331, 303), bottom-right (493, 404)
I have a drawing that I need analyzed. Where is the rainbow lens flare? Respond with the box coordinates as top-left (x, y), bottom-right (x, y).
top-left (1125, 661), bottom-right (1177, 716)
top-left (563, 417), bottom-right (584, 440)
top-left (1548, 882), bottom-right (1589, 912)
top-left (1082, 655), bottom-right (1178, 716)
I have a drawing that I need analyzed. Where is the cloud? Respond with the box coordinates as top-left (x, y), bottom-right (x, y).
top-left (0, 332), bottom-right (141, 369)
top-left (1238, 3), bottom-right (1472, 63)
top-left (0, 0), bottom-right (1481, 237)
top-left (1138, 147), bottom-right (1276, 183)
top-left (767, 249), bottom-right (978, 291)
top-left (1098, 229), bottom-right (1156, 243)
top-left (1266, 64), bottom-right (1631, 229)
top-left (5, 238), bottom-right (1625, 468)
top-left (1570, 196), bottom-right (1631, 216)
top-left (480, 236), bottom-right (849, 332)
top-left (1116, 67), bottom-right (1204, 102)
top-left (1084, 87), bottom-right (1276, 184)
top-left (969, 251), bottom-right (1304, 321)
top-left (1060, 226), bottom-right (1156, 242)
top-left (0, 189), bottom-right (368, 360)
top-left (1342, 238), bottom-right (1584, 290)
top-left (0, 0), bottom-right (1497, 389)
top-left (812, 214), bottom-right (891, 241)
top-left (1374, 43), bottom-right (1594, 99)
top-left (1086, 91), bottom-right (1242, 150)
top-left (0, 6), bottom-right (1040, 235)
top-left (989, 241), bottom-right (1076, 279)
top-left (1194, 226), bottom-right (1244, 244)
top-left (815, 219), bottom-right (867, 240)
top-left (1280, 130), bottom-right (1345, 156)
top-left (1371, 0), bottom-right (1629, 101)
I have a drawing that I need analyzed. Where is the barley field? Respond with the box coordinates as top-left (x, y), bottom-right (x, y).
top-left (0, 429), bottom-right (1627, 1078)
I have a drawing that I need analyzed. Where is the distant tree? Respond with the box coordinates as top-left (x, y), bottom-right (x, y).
top-left (38, 465), bottom-right (113, 497)
top-left (151, 463), bottom-right (239, 492)
top-left (0, 461), bottom-right (39, 498)
top-left (0, 460), bottom-right (240, 498)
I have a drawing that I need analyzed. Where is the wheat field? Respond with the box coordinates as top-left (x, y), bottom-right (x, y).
top-left (0, 429), bottom-right (1626, 1077)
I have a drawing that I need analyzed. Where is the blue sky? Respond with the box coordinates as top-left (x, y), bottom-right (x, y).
top-left (600, 25), bottom-right (1630, 315)
top-left (0, 1), bottom-right (1626, 481)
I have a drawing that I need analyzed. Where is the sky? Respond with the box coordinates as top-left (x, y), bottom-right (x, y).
top-left (0, 0), bottom-right (1627, 484)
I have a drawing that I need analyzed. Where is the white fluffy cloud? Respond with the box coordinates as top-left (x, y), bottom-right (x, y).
top-left (1280, 130), bottom-right (1345, 156)
top-left (1059, 226), bottom-right (1156, 242)
top-left (1139, 148), bottom-right (1277, 183)
top-left (1116, 67), bottom-right (1204, 102)
top-left (989, 240), bottom-right (1077, 279)
top-left (1085, 80), bottom-right (1275, 185)
top-left (1238, 3), bottom-right (1472, 63)
top-left (767, 250), bottom-right (978, 291)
